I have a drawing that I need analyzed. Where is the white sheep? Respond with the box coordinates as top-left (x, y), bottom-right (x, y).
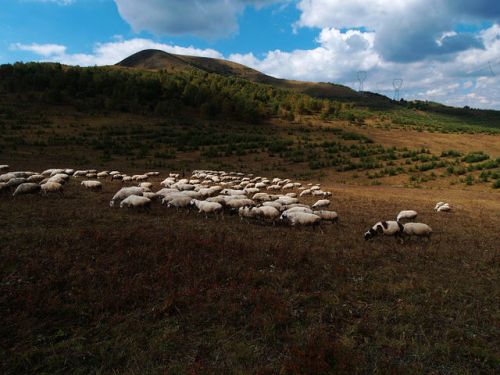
top-left (238, 206), bottom-right (258, 221)
top-left (299, 189), bottom-right (312, 197)
top-left (282, 183), bottom-right (295, 190)
top-left (97, 171), bottom-right (109, 178)
top-left (225, 199), bottom-right (255, 210)
top-left (266, 184), bottom-right (281, 191)
top-left (119, 195), bottom-right (151, 209)
top-left (27, 174), bottom-right (45, 183)
top-left (191, 199), bottom-right (223, 218)
top-left (282, 207), bottom-right (314, 216)
top-left (312, 199), bottom-right (330, 209)
top-left (402, 223), bottom-right (433, 239)
top-left (110, 187), bottom-right (143, 207)
top-left (262, 201), bottom-right (282, 210)
top-left (41, 182), bottom-right (63, 195)
top-left (166, 196), bottom-right (192, 209)
top-left (252, 193), bottom-right (272, 201)
top-left (434, 202), bottom-right (446, 210)
top-left (364, 221), bottom-right (403, 241)
top-left (13, 183), bottom-right (41, 196)
top-left (436, 203), bottom-right (451, 212)
top-left (275, 197), bottom-right (298, 205)
top-left (283, 212), bottom-right (322, 227)
top-left (254, 206), bottom-right (280, 222)
top-left (313, 210), bottom-right (339, 223)
top-left (0, 165), bottom-right (9, 172)
top-left (6, 177), bottom-right (27, 188)
top-left (396, 210), bottom-right (418, 222)
top-left (81, 180), bottom-right (102, 192)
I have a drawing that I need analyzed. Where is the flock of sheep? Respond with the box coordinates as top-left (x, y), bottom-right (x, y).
top-left (0, 164), bottom-right (452, 241)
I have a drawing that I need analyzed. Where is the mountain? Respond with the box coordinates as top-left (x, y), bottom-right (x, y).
top-left (116, 49), bottom-right (384, 104)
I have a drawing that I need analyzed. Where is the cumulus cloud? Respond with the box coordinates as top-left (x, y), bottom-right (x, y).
top-left (114, 0), bottom-right (283, 38)
top-left (296, 0), bottom-right (495, 62)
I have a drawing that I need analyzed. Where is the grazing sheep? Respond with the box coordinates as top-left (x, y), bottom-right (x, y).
top-left (156, 188), bottom-right (180, 197)
top-left (310, 186), bottom-right (321, 191)
top-left (166, 196), bottom-right (192, 209)
top-left (112, 174), bottom-right (123, 180)
top-left (275, 197), bottom-right (299, 205)
top-left (397, 210), bottom-right (418, 222)
top-left (282, 183), bottom-right (295, 190)
top-left (252, 192), bottom-right (272, 202)
top-left (266, 184), bottom-right (281, 191)
top-left (254, 206), bottom-right (280, 222)
top-left (402, 223), bottom-right (433, 239)
top-left (244, 187), bottom-right (260, 195)
top-left (283, 212), bottom-right (322, 227)
top-left (191, 199), bottom-right (223, 218)
top-left (97, 171), bottom-right (109, 178)
top-left (434, 202), bottom-right (446, 210)
top-left (139, 182), bottom-right (153, 189)
top-left (299, 189), bottom-right (312, 197)
top-left (313, 210), bottom-right (339, 223)
top-left (73, 170), bottom-right (88, 177)
top-left (27, 174), bottom-right (45, 183)
top-left (13, 183), bottom-right (41, 196)
top-left (81, 180), bottom-right (102, 191)
top-left (285, 193), bottom-right (297, 198)
top-left (226, 199), bottom-right (255, 210)
top-left (6, 177), bottom-right (27, 188)
top-left (436, 203), bottom-right (451, 212)
top-left (312, 199), bottom-right (330, 209)
top-left (262, 201), bottom-right (282, 210)
top-left (364, 221), bottom-right (403, 241)
top-left (119, 195), bottom-right (151, 209)
top-left (238, 206), bottom-right (259, 221)
top-left (255, 182), bottom-right (267, 189)
top-left (110, 187), bottom-right (143, 207)
top-left (41, 182), bottom-right (63, 195)
top-left (282, 207), bottom-right (314, 216)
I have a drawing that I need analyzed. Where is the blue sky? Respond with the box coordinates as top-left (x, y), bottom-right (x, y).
top-left (2, 0), bottom-right (500, 109)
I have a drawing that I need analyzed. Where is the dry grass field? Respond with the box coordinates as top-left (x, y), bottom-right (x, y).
top-left (1, 166), bottom-right (499, 374)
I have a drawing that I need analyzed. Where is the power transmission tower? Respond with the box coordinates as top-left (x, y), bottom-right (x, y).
top-left (357, 71), bottom-right (367, 92)
top-left (393, 78), bottom-right (403, 101)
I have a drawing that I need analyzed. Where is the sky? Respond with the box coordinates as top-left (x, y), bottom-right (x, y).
top-left (2, 0), bottom-right (500, 109)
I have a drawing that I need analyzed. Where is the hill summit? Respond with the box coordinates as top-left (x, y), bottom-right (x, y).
top-left (116, 49), bottom-right (367, 102)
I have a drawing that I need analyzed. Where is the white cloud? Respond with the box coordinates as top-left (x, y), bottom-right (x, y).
top-left (10, 43), bottom-right (67, 57)
top-left (114, 0), bottom-right (283, 38)
top-left (29, 0), bottom-right (75, 5)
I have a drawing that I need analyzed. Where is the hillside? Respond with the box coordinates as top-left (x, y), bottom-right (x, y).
top-left (117, 49), bottom-right (368, 103)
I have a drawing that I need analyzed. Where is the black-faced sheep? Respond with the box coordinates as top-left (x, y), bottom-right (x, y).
top-left (364, 220), bottom-right (403, 241)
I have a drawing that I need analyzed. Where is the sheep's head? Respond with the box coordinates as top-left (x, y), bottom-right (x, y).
top-left (364, 228), bottom-right (376, 241)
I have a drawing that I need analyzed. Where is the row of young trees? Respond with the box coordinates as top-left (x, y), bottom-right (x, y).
top-left (0, 62), bottom-right (350, 123)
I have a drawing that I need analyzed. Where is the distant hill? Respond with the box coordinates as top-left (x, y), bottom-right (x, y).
top-left (117, 49), bottom-right (387, 105)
